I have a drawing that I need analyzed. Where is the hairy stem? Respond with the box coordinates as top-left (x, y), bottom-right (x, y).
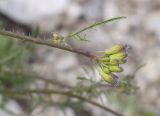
top-left (0, 30), bottom-right (95, 58)
top-left (0, 89), bottom-right (124, 116)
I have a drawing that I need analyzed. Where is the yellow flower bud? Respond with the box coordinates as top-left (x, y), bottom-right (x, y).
top-left (118, 59), bottom-right (127, 64)
top-left (99, 71), bottom-right (114, 83)
top-left (102, 67), bottom-right (110, 74)
top-left (105, 44), bottom-right (124, 55)
top-left (103, 60), bottom-right (120, 65)
top-left (99, 57), bottom-right (110, 62)
top-left (109, 52), bottom-right (127, 60)
top-left (109, 59), bottom-right (127, 65)
top-left (108, 65), bottom-right (123, 72)
top-left (52, 39), bottom-right (61, 44)
top-left (109, 60), bottom-right (119, 65)
top-left (52, 33), bottom-right (60, 39)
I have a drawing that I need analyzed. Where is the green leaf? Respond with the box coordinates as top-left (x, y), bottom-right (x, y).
top-left (67, 16), bottom-right (126, 38)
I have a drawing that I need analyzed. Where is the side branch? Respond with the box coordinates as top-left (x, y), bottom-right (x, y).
top-left (0, 89), bottom-right (124, 116)
top-left (0, 30), bottom-right (95, 58)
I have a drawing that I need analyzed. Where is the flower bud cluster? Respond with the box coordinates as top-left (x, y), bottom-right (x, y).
top-left (97, 44), bottom-right (128, 84)
top-left (51, 33), bottom-right (64, 44)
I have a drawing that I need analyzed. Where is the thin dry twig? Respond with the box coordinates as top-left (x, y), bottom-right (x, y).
top-left (0, 89), bottom-right (124, 116)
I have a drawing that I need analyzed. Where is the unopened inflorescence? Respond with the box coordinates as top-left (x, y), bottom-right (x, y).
top-left (96, 44), bottom-right (128, 84)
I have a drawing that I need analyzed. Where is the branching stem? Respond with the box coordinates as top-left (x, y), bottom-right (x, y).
top-left (0, 89), bottom-right (124, 116)
top-left (0, 30), bottom-right (95, 58)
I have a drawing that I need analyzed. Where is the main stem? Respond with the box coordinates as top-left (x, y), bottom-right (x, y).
top-left (0, 30), bottom-right (95, 58)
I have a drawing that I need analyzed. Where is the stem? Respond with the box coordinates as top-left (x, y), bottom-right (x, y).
top-left (34, 76), bottom-right (73, 89)
top-left (0, 30), bottom-right (95, 58)
top-left (0, 89), bottom-right (124, 116)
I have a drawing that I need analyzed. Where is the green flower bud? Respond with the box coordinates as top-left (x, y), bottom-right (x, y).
top-left (108, 65), bottom-right (123, 72)
top-left (109, 60), bottom-right (119, 65)
top-left (102, 60), bottom-right (118, 65)
top-left (103, 60), bottom-right (120, 65)
top-left (101, 63), bottom-right (109, 68)
top-left (110, 59), bottom-right (127, 65)
top-left (52, 39), bottom-right (61, 44)
top-left (109, 52), bottom-right (127, 60)
top-left (99, 57), bottom-right (110, 62)
top-left (98, 57), bottom-right (110, 63)
top-left (52, 33), bottom-right (60, 39)
top-left (118, 59), bottom-right (127, 64)
top-left (99, 71), bottom-right (114, 83)
top-left (102, 67), bottom-right (110, 74)
top-left (105, 44), bottom-right (124, 55)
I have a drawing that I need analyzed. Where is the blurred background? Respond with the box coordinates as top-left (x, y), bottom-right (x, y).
top-left (0, 0), bottom-right (160, 116)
